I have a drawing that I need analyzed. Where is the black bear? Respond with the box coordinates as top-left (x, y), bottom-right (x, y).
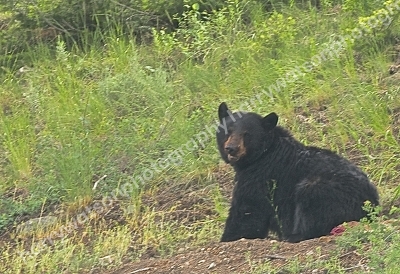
top-left (216, 102), bottom-right (379, 243)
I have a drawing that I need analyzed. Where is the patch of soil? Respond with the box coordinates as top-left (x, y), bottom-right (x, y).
top-left (384, 40), bottom-right (400, 85)
top-left (140, 163), bottom-right (234, 226)
top-left (0, 163), bottom-right (233, 251)
top-left (389, 106), bottom-right (400, 145)
top-left (105, 237), bottom-right (366, 274)
top-left (1, 187), bottom-right (30, 201)
top-left (389, 40), bottom-right (400, 75)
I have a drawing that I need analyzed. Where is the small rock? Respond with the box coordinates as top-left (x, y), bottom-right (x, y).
top-left (98, 255), bottom-right (113, 265)
top-left (198, 259), bottom-right (205, 264)
top-left (178, 248), bottom-right (185, 253)
top-left (208, 262), bottom-right (216, 269)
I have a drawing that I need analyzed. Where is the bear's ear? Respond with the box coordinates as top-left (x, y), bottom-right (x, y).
top-left (262, 112), bottom-right (278, 131)
top-left (218, 102), bottom-right (230, 122)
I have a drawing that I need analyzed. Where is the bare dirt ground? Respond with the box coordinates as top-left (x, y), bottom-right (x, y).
top-left (105, 237), bottom-right (365, 274)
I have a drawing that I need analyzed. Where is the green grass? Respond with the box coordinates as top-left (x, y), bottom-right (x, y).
top-left (1, 0), bottom-right (400, 273)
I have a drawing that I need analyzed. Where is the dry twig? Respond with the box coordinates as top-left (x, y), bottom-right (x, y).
top-left (130, 267), bottom-right (152, 273)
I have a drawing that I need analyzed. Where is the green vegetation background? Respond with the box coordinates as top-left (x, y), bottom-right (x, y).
top-left (1, 0), bottom-right (400, 273)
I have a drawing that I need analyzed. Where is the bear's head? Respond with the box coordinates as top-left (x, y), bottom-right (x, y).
top-left (216, 102), bottom-right (278, 167)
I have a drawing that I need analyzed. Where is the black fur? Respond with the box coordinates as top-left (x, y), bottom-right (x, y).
top-left (216, 102), bottom-right (379, 243)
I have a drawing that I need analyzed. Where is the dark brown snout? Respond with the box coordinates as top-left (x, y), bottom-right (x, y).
top-left (224, 135), bottom-right (246, 162)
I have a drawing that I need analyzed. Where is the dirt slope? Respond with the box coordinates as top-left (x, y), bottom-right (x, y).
top-left (105, 236), bottom-right (365, 274)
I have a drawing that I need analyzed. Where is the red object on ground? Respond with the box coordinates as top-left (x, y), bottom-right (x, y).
top-left (330, 225), bottom-right (346, 236)
top-left (330, 221), bottom-right (360, 236)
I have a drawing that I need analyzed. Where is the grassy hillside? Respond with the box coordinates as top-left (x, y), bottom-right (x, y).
top-left (1, 0), bottom-right (400, 273)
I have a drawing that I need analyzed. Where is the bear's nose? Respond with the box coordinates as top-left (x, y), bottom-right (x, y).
top-left (225, 144), bottom-right (239, 155)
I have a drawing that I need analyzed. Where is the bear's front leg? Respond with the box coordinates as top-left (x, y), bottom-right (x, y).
top-left (220, 202), bottom-right (270, 242)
